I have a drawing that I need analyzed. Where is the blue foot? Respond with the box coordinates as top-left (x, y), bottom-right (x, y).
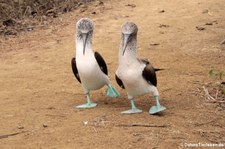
top-left (121, 108), bottom-right (142, 114)
top-left (76, 103), bottom-right (97, 109)
top-left (149, 105), bottom-right (166, 114)
top-left (106, 84), bottom-right (120, 98)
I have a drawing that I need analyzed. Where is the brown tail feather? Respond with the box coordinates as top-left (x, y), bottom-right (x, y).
top-left (154, 68), bottom-right (165, 72)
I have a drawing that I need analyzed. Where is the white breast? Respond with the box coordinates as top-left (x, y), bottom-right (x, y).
top-left (76, 45), bottom-right (108, 91)
top-left (116, 57), bottom-right (156, 97)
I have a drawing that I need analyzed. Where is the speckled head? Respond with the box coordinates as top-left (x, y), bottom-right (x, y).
top-left (121, 22), bottom-right (138, 56)
top-left (76, 18), bottom-right (94, 55)
top-left (76, 18), bottom-right (94, 33)
top-left (121, 22), bottom-right (138, 35)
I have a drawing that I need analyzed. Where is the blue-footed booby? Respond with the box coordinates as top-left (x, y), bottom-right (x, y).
top-left (115, 22), bottom-right (166, 114)
top-left (71, 18), bottom-right (120, 108)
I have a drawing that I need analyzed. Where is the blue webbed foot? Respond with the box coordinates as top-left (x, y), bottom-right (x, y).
top-left (76, 103), bottom-right (97, 109)
top-left (121, 108), bottom-right (142, 114)
top-left (75, 92), bottom-right (97, 109)
top-left (121, 98), bottom-right (142, 114)
top-left (106, 84), bottom-right (120, 97)
top-left (149, 105), bottom-right (166, 114)
top-left (149, 96), bottom-right (166, 114)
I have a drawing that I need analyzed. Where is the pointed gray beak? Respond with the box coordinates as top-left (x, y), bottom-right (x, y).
top-left (122, 34), bottom-right (129, 56)
top-left (82, 33), bottom-right (88, 55)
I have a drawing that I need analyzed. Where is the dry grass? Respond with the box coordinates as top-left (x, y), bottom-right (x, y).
top-left (0, 0), bottom-right (95, 35)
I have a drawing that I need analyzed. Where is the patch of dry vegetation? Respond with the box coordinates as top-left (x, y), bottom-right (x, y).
top-left (0, 0), bottom-right (94, 36)
top-left (200, 69), bottom-right (225, 106)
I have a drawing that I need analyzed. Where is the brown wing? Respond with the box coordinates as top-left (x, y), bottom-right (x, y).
top-left (71, 57), bottom-right (81, 83)
top-left (115, 74), bottom-right (125, 89)
top-left (94, 52), bottom-right (108, 75)
top-left (142, 63), bottom-right (157, 86)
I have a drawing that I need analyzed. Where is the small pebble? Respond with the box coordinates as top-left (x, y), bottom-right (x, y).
top-left (126, 4), bottom-right (136, 8)
top-left (17, 126), bottom-right (24, 129)
top-left (159, 9), bottom-right (165, 13)
top-left (196, 26), bottom-right (205, 31)
top-left (83, 121), bottom-right (88, 125)
top-left (43, 124), bottom-right (48, 128)
top-left (159, 24), bottom-right (170, 28)
top-left (205, 22), bottom-right (213, 25)
top-left (202, 9), bottom-right (209, 13)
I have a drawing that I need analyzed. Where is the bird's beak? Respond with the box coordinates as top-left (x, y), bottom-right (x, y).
top-left (122, 34), bottom-right (129, 56)
top-left (82, 33), bottom-right (88, 55)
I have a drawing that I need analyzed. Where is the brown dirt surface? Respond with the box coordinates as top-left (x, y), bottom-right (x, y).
top-left (0, 0), bottom-right (225, 148)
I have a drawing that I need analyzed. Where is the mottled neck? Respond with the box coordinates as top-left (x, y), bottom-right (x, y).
top-left (119, 38), bottom-right (137, 62)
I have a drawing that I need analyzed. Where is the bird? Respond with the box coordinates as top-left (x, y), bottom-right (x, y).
top-left (115, 22), bottom-right (166, 114)
top-left (71, 18), bottom-right (120, 108)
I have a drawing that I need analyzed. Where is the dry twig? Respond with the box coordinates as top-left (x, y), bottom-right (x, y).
top-left (203, 86), bottom-right (215, 101)
top-left (45, 114), bottom-right (66, 117)
top-left (117, 123), bottom-right (168, 128)
top-left (215, 89), bottom-right (219, 100)
top-left (203, 86), bottom-right (225, 103)
top-left (0, 131), bottom-right (26, 139)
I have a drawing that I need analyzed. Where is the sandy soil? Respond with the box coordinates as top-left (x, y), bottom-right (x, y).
top-left (0, 0), bottom-right (225, 148)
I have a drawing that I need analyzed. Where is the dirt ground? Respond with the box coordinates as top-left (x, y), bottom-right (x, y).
top-left (0, 0), bottom-right (225, 148)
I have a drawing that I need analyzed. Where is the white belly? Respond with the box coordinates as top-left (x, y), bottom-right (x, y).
top-left (118, 68), bottom-right (149, 96)
top-left (116, 61), bottom-right (158, 97)
top-left (76, 53), bottom-right (108, 91)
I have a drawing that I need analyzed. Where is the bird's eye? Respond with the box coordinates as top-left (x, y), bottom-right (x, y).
top-left (78, 32), bottom-right (82, 39)
top-left (88, 30), bottom-right (93, 35)
top-left (130, 32), bottom-right (135, 36)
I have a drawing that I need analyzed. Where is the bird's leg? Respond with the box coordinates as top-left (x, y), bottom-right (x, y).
top-left (106, 84), bottom-right (120, 98)
top-left (121, 98), bottom-right (142, 114)
top-left (149, 96), bottom-right (166, 114)
top-left (155, 96), bottom-right (161, 107)
top-left (86, 92), bottom-right (92, 105)
top-left (130, 98), bottom-right (137, 110)
top-left (76, 92), bottom-right (97, 108)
